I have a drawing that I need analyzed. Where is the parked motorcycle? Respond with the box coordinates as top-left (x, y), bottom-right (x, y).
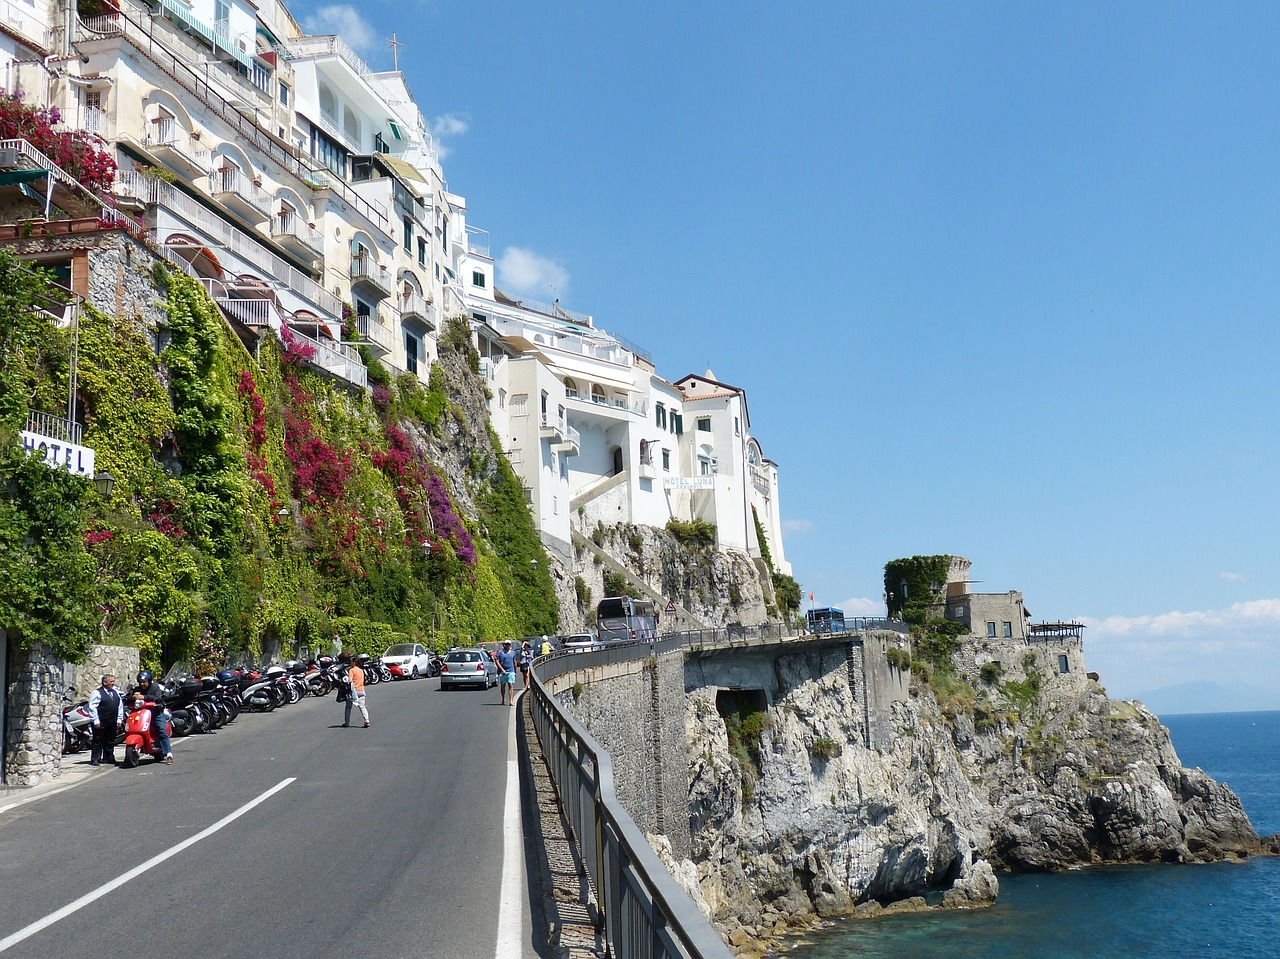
top-left (61, 688), bottom-right (95, 754)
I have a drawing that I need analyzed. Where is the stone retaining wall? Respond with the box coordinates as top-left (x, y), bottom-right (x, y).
top-left (64, 644), bottom-right (141, 700)
top-left (3, 640), bottom-right (64, 787)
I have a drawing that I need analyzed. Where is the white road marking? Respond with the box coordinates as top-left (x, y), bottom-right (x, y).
top-left (495, 693), bottom-right (525, 959)
top-left (0, 777), bottom-right (295, 953)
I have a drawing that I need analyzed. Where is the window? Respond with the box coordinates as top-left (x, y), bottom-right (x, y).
top-left (734, 416), bottom-right (740, 436)
top-left (662, 449), bottom-right (670, 471)
top-left (343, 105), bottom-right (359, 145)
top-left (403, 217), bottom-right (413, 253)
top-left (472, 270), bottom-right (486, 288)
top-left (698, 456), bottom-right (711, 476)
top-left (404, 331), bottom-right (419, 375)
top-left (417, 237), bottom-right (427, 267)
top-left (309, 124), bottom-right (348, 177)
top-left (655, 403), bottom-right (666, 429)
top-left (1058, 655), bottom-right (1070, 674)
top-left (318, 85), bottom-right (336, 124)
top-left (697, 417), bottom-right (711, 432)
top-left (564, 377), bottom-right (578, 399)
top-left (498, 388), bottom-right (506, 409)
top-left (510, 393), bottom-right (529, 416)
top-left (279, 81), bottom-right (290, 107)
top-left (673, 414), bottom-right (683, 436)
top-left (1002, 621), bottom-right (1013, 638)
top-left (986, 622), bottom-right (997, 638)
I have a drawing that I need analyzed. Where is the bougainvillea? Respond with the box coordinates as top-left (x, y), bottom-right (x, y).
top-left (236, 369), bottom-right (275, 498)
top-left (0, 94), bottom-right (118, 193)
top-left (280, 324), bottom-right (316, 366)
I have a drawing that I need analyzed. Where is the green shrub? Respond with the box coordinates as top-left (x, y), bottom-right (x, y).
top-left (810, 737), bottom-right (839, 760)
top-left (665, 518), bottom-right (716, 549)
top-left (886, 647), bottom-right (911, 671)
top-left (979, 661), bottom-right (1004, 685)
top-left (574, 576), bottom-right (592, 607)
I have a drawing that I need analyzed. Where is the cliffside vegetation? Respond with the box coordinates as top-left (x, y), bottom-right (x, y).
top-left (0, 248), bottom-right (557, 670)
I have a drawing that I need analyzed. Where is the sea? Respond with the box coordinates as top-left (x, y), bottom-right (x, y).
top-left (781, 710), bottom-right (1280, 958)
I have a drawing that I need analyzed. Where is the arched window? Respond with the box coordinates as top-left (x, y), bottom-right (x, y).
top-left (591, 384), bottom-right (606, 405)
top-left (318, 85), bottom-right (336, 124)
top-left (343, 106), bottom-right (360, 145)
top-left (564, 377), bottom-right (578, 398)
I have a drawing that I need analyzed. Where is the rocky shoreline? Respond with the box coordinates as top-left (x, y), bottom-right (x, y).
top-left (664, 653), bottom-right (1269, 957)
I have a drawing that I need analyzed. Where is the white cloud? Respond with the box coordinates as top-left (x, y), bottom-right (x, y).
top-left (781, 519), bottom-right (812, 534)
top-left (836, 596), bottom-right (884, 617)
top-left (1083, 599), bottom-right (1280, 637)
top-left (430, 113), bottom-right (469, 159)
top-left (497, 247), bottom-right (569, 299)
top-left (303, 5), bottom-right (377, 55)
top-left (1220, 571), bottom-right (1245, 582)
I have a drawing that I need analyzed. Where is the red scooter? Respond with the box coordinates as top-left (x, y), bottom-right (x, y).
top-left (122, 698), bottom-right (169, 767)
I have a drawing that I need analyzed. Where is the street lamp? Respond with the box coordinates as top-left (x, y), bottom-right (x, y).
top-left (276, 506), bottom-right (290, 522)
top-left (93, 472), bottom-right (115, 500)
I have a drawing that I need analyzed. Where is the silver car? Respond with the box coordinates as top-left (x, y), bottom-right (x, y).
top-left (561, 633), bottom-right (596, 652)
top-left (440, 648), bottom-right (498, 690)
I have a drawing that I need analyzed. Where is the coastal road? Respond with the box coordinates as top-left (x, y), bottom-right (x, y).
top-left (0, 677), bottom-right (546, 958)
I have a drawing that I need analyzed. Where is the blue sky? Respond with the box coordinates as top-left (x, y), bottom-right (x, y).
top-left (298, 1), bottom-right (1280, 709)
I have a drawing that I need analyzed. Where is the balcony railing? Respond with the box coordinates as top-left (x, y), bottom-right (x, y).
top-left (465, 225), bottom-right (490, 257)
top-left (217, 297), bottom-right (284, 330)
top-left (209, 167), bottom-right (270, 218)
top-left (160, 0), bottom-right (251, 66)
top-left (287, 326), bottom-right (367, 390)
top-left (0, 138), bottom-right (128, 225)
top-left (270, 210), bottom-right (323, 258)
top-left (143, 117), bottom-right (211, 174)
top-left (114, 172), bottom-right (343, 319)
top-left (350, 254), bottom-right (392, 300)
top-left (572, 391), bottom-right (649, 417)
top-left (398, 290), bottom-right (435, 330)
top-left (355, 310), bottom-right (396, 356)
top-left (26, 410), bottom-right (82, 446)
top-left (73, 8), bottom-right (388, 234)
top-left (284, 35), bottom-right (402, 112)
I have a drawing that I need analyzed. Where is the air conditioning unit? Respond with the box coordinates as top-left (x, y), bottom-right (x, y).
top-left (0, 148), bottom-right (19, 169)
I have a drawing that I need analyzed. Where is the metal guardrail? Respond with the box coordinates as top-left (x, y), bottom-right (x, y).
top-left (530, 639), bottom-right (734, 959)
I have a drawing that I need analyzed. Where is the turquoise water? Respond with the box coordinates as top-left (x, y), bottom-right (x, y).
top-left (783, 711), bottom-right (1280, 958)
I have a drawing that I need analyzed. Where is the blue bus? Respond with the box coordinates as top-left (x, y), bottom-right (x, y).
top-left (807, 607), bottom-right (846, 635)
top-left (596, 596), bottom-right (659, 643)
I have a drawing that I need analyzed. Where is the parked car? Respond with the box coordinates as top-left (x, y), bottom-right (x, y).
top-left (561, 633), bottom-right (595, 652)
top-left (383, 643), bottom-right (435, 680)
top-left (440, 648), bottom-right (498, 690)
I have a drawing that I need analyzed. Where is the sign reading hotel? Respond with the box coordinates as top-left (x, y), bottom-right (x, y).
top-left (19, 430), bottom-right (96, 478)
top-left (664, 476), bottom-right (715, 490)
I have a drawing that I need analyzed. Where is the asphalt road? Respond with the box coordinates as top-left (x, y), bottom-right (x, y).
top-left (0, 676), bottom-right (543, 959)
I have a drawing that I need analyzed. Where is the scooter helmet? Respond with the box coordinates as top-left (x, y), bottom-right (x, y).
top-left (217, 669), bottom-right (236, 684)
top-left (355, 653), bottom-right (371, 665)
top-left (337, 652), bottom-right (352, 665)
top-left (137, 670), bottom-right (153, 685)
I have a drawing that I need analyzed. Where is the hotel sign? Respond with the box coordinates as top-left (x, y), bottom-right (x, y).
top-left (19, 431), bottom-right (96, 478)
top-left (663, 476), bottom-right (714, 490)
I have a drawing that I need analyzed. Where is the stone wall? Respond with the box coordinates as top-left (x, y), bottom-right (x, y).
top-left (3, 640), bottom-right (65, 787)
top-left (554, 652), bottom-right (693, 858)
top-left (954, 635), bottom-right (1089, 697)
top-left (64, 644), bottom-right (142, 700)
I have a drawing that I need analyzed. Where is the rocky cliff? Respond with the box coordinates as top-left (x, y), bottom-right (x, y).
top-left (664, 645), bottom-right (1265, 952)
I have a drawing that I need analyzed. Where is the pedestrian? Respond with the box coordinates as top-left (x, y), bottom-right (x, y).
top-left (88, 674), bottom-right (123, 766)
top-left (131, 670), bottom-right (173, 764)
top-left (519, 641), bottom-right (534, 689)
top-left (539, 635), bottom-right (552, 657)
top-left (340, 652), bottom-right (369, 728)
top-left (496, 640), bottom-right (518, 705)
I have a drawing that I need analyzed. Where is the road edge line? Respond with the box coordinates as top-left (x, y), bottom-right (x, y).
top-left (495, 692), bottom-right (524, 959)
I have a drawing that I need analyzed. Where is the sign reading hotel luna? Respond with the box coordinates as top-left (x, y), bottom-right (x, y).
top-left (663, 476), bottom-right (714, 490)
top-left (19, 431), bottom-right (96, 478)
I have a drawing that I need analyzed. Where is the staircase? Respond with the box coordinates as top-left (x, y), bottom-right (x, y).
top-left (571, 530), bottom-right (708, 632)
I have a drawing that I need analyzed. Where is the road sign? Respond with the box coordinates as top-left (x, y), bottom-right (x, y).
top-left (664, 600), bottom-right (677, 614)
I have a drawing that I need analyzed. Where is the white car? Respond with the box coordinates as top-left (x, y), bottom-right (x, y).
top-left (383, 643), bottom-right (434, 680)
top-left (561, 633), bottom-right (596, 652)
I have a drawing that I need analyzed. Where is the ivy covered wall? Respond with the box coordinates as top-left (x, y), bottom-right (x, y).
top-left (0, 246), bottom-right (558, 671)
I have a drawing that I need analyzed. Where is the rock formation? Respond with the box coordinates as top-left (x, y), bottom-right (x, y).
top-left (672, 650), bottom-right (1260, 947)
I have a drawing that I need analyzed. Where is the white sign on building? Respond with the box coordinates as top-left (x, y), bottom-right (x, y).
top-left (663, 476), bottom-right (715, 490)
top-left (19, 431), bottom-right (96, 478)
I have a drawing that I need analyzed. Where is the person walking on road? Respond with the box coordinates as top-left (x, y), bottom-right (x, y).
top-left (519, 641), bottom-right (534, 689)
top-left (341, 653), bottom-right (370, 728)
top-left (496, 640), bottom-right (518, 705)
top-left (88, 674), bottom-right (123, 766)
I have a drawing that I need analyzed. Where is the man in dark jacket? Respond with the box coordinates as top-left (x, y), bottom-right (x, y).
top-left (88, 674), bottom-right (123, 766)
top-left (130, 671), bottom-right (173, 763)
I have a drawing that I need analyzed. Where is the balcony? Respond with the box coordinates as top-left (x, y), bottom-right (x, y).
top-left (216, 297), bottom-right (285, 332)
top-left (285, 326), bottom-right (368, 391)
top-left (270, 210), bottom-right (323, 261)
top-left (553, 423), bottom-right (580, 458)
top-left (398, 290), bottom-right (435, 331)
top-left (355, 310), bottom-right (396, 357)
top-left (350, 254), bottom-right (392, 301)
top-left (209, 167), bottom-right (269, 225)
top-left (143, 118), bottom-right (210, 178)
top-left (539, 406), bottom-right (568, 444)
